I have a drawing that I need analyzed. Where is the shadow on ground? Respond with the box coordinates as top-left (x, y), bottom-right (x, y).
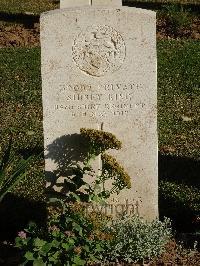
top-left (159, 152), bottom-right (200, 232)
top-left (0, 147), bottom-right (199, 241)
top-left (159, 153), bottom-right (199, 187)
top-left (0, 193), bottom-right (47, 241)
top-left (0, 12), bottom-right (39, 27)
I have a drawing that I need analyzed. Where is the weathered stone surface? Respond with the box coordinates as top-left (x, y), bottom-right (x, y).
top-left (92, 0), bottom-right (122, 6)
top-left (60, 0), bottom-right (121, 8)
top-left (60, 0), bottom-right (91, 9)
top-left (41, 6), bottom-right (158, 220)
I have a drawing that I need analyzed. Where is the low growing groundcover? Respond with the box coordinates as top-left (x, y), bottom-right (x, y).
top-left (0, 40), bottom-right (200, 233)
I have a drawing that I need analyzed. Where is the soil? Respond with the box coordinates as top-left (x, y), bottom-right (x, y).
top-left (0, 16), bottom-right (199, 48)
top-left (157, 17), bottom-right (200, 40)
top-left (0, 23), bottom-right (40, 48)
top-left (150, 240), bottom-right (200, 266)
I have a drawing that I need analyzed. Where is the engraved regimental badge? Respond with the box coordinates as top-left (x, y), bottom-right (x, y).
top-left (72, 25), bottom-right (126, 77)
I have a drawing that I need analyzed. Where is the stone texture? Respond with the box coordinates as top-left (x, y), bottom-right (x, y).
top-left (41, 6), bottom-right (158, 220)
top-left (60, 0), bottom-right (91, 9)
top-left (92, 0), bottom-right (122, 6)
top-left (60, 0), bottom-right (122, 8)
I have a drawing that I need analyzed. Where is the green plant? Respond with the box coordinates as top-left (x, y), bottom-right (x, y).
top-left (74, 152), bottom-right (131, 203)
top-left (53, 128), bottom-right (131, 204)
top-left (77, 128), bottom-right (131, 200)
top-left (104, 215), bottom-right (172, 263)
top-left (0, 136), bottom-right (34, 202)
top-left (15, 198), bottom-right (111, 265)
top-left (15, 128), bottom-right (129, 265)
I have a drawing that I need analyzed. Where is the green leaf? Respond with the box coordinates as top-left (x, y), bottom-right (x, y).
top-left (90, 195), bottom-right (100, 203)
top-left (51, 239), bottom-right (60, 248)
top-left (70, 192), bottom-right (81, 202)
top-left (0, 147), bottom-right (40, 202)
top-left (33, 258), bottom-right (46, 266)
top-left (34, 238), bottom-right (46, 248)
top-left (49, 251), bottom-right (60, 263)
top-left (68, 238), bottom-right (75, 245)
top-left (15, 237), bottom-right (23, 247)
top-left (73, 255), bottom-right (86, 265)
top-left (89, 254), bottom-right (98, 262)
top-left (25, 251), bottom-right (34, 261)
top-left (83, 245), bottom-right (89, 252)
top-left (95, 243), bottom-right (104, 252)
top-left (62, 243), bottom-right (70, 250)
top-left (72, 222), bottom-right (83, 236)
top-left (41, 242), bottom-right (52, 253)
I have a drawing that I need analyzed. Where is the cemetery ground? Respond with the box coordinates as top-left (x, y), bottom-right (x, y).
top-left (0, 1), bottom-right (200, 265)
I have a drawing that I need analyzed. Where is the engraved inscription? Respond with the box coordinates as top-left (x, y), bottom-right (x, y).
top-left (55, 82), bottom-right (146, 118)
top-left (72, 25), bottom-right (126, 77)
top-left (58, 83), bottom-right (143, 93)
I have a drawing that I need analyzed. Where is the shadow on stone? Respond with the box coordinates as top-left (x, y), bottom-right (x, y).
top-left (45, 134), bottom-right (90, 197)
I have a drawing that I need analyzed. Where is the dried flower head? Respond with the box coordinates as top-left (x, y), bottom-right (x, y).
top-left (88, 234), bottom-right (95, 241)
top-left (64, 231), bottom-right (75, 237)
top-left (80, 128), bottom-right (122, 152)
top-left (95, 231), bottom-right (113, 241)
top-left (48, 225), bottom-right (60, 233)
top-left (74, 246), bottom-right (82, 255)
top-left (101, 153), bottom-right (131, 189)
top-left (68, 201), bottom-right (88, 215)
top-left (47, 205), bottom-right (62, 218)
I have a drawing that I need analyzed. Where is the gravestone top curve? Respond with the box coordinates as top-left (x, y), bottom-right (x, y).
top-left (60, 0), bottom-right (122, 8)
top-left (41, 6), bottom-right (155, 17)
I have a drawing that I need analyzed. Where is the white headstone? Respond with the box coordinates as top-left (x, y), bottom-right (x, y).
top-left (41, 5), bottom-right (158, 220)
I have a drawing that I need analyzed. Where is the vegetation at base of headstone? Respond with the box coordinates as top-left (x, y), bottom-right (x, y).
top-left (15, 128), bottom-right (131, 265)
top-left (15, 128), bottom-right (171, 264)
top-left (15, 207), bottom-right (172, 265)
top-left (53, 128), bottom-right (131, 203)
top-left (104, 215), bottom-right (172, 263)
top-left (0, 135), bottom-right (35, 202)
top-left (15, 200), bottom-right (111, 265)
top-left (14, 127), bottom-right (172, 265)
